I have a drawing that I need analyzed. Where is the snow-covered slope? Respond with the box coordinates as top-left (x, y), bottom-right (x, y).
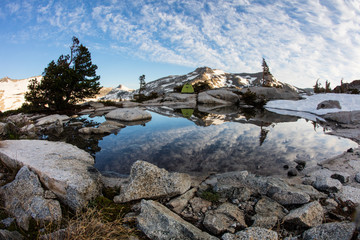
top-left (101, 84), bottom-right (134, 100)
top-left (103, 67), bottom-right (295, 100)
top-left (266, 93), bottom-right (360, 121)
top-left (0, 76), bottom-right (42, 111)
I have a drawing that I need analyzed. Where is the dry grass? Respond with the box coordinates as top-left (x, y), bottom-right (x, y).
top-left (40, 207), bottom-right (137, 240)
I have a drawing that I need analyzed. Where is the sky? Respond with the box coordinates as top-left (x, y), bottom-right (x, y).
top-left (0, 0), bottom-right (359, 89)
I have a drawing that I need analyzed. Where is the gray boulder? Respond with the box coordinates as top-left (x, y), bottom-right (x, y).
top-left (0, 140), bottom-right (102, 210)
top-left (137, 200), bottom-right (218, 240)
top-left (114, 160), bottom-right (191, 203)
top-left (206, 90), bottom-right (240, 103)
top-left (337, 186), bottom-right (360, 205)
top-left (302, 222), bottom-right (355, 240)
top-left (241, 86), bottom-right (300, 100)
top-left (323, 110), bottom-right (360, 124)
top-left (222, 227), bottom-right (278, 240)
top-left (283, 201), bottom-right (324, 228)
top-left (313, 176), bottom-right (342, 193)
top-left (316, 100), bottom-right (341, 110)
top-left (88, 101), bottom-right (105, 109)
top-left (79, 120), bottom-right (124, 135)
top-left (105, 108), bottom-right (152, 122)
top-left (203, 203), bottom-right (247, 235)
top-left (0, 166), bottom-right (62, 231)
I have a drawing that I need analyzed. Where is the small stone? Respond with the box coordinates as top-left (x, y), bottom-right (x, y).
top-left (331, 172), bottom-right (350, 184)
top-left (337, 186), bottom-right (360, 205)
top-left (323, 198), bottom-right (338, 212)
top-left (295, 165), bottom-right (304, 171)
top-left (222, 227), bottom-right (278, 240)
top-left (288, 169), bottom-right (298, 177)
top-left (295, 159), bottom-right (306, 167)
top-left (44, 190), bottom-right (57, 199)
top-left (167, 188), bottom-right (197, 214)
top-left (355, 173), bottom-right (360, 183)
top-left (348, 148), bottom-right (354, 153)
top-left (189, 197), bottom-right (212, 214)
top-left (283, 165), bottom-right (289, 170)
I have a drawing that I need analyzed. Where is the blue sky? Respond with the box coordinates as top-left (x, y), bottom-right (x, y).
top-left (0, 0), bottom-right (359, 89)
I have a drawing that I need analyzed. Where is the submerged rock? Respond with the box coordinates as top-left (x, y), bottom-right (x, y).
top-left (114, 160), bottom-right (191, 203)
top-left (0, 140), bottom-right (102, 210)
top-left (137, 200), bottom-right (218, 240)
top-left (0, 166), bottom-right (62, 231)
top-left (105, 108), bottom-right (152, 122)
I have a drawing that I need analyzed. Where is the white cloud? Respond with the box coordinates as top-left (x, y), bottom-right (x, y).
top-left (3, 0), bottom-right (360, 87)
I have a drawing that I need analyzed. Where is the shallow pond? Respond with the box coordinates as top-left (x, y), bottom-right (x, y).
top-left (89, 107), bottom-right (358, 176)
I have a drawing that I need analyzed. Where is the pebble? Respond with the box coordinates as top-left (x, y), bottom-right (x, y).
top-left (288, 169), bottom-right (298, 177)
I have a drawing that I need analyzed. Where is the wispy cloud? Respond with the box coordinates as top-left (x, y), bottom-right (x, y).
top-left (1, 0), bottom-right (360, 87)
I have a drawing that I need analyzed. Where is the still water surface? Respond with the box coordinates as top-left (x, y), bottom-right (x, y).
top-left (92, 108), bottom-right (357, 176)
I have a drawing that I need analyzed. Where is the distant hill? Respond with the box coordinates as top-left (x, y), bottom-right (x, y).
top-left (0, 76), bottom-right (42, 111)
top-left (0, 76), bottom-right (113, 112)
top-left (102, 67), bottom-right (298, 100)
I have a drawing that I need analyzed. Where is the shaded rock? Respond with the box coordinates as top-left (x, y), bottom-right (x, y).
top-left (0, 166), bottom-right (62, 231)
top-left (105, 108), bottom-right (151, 122)
top-left (100, 171), bottom-right (129, 189)
top-left (168, 188), bottom-right (197, 214)
top-left (94, 106), bottom-right (117, 112)
top-left (38, 228), bottom-right (67, 240)
top-left (252, 197), bottom-right (287, 228)
top-left (204, 203), bottom-right (247, 235)
top-left (198, 91), bottom-right (233, 105)
top-left (35, 114), bottom-right (70, 126)
top-left (302, 222), bottom-right (355, 240)
top-left (0, 230), bottom-right (24, 240)
top-left (222, 227), bottom-right (278, 240)
top-left (20, 124), bottom-right (36, 136)
top-left (337, 186), bottom-right (360, 205)
top-left (355, 172), bottom-right (360, 183)
top-left (78, 108), bottom-right (94, 115)
top-left (323, 110), bottom-right (360, 124)
top-left (137, 200), bottom-right (218, 240)
top-left (316, 100), bottom-right (341, 110)
top-left (283, 201), bottom-right (324, 228)
top-left (331, 172), bottom-right (350, 184)
top-left (0, 122), bottom-right (8, 135)
top-left (189, 197), bottom-right (212, 214)
top-left (0, 140), bottom-right (102, 210)
top-left (288, 168), bottom-right (298, 177)
top-left (313, 176), bottom-right (342, 193)
top-left (114, 161), bottom-right (191, 203)
top-left (89, 101), bottom-right (105, 109)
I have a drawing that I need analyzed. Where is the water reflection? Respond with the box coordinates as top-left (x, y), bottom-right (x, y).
top-left (93, 106), bottom-right (357, 176)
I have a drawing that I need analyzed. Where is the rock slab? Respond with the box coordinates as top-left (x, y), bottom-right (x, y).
top-left (114, 160), bottom-right (191, 203)
top-left (302, 222), bottom-right (355, 240)
top-left (137, 200), bottom-right (218, 240)
top-left (0, 140), bottom-right (102, 210)
top-left (0, 166), bottom-right (62, 231)
top-left (105, 108), bottom-right (152, 122)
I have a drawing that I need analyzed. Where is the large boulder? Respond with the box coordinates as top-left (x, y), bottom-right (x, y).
top-left (105, 108), bottom-right (152, 122)
top-left (198, 90), bottom-right (239, 105)
top-left (114, 160), bottom-right (191, 203)
top-left (137, 200), bottom-right (218, 240)
top-left (252, 196), bottom-right (287, 229)
top-left (0, 166), bottom-right (62, 231)
top-left (241, 87), bottom-right (300, 100)
top-left (0, 140), bottom-right (102, 210)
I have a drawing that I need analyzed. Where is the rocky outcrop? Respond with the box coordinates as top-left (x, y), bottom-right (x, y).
top-left (35, 114), bottom-right (70, 126)
top-left (0, 140), bottom-right (101, 210)
top-left (199, 90), bottom-right (240, 105)
top-left (137, 200), bottom-right (218, 240)
top-left (0, 166), bottom-right (62, 231)
top-left (316, 100), bottom-right (341, 110)
top-left (114, 161), bottom-right (191, 203)
top-left (198, 91), bottom-right (234, 105)
top-left (241, 86), bottom-right (300, 100)
top-left (105, 108), bottom-right (152, 122)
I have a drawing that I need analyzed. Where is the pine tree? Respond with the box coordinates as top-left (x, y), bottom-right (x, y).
top-left (139, 75), bottom-right (146, 94)
top-left (24, 37), bottom-right (101, 110)
top-left (262, 58), bottom-right (270, 86)
top-left (325, 80), bottom-right (331, 93)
